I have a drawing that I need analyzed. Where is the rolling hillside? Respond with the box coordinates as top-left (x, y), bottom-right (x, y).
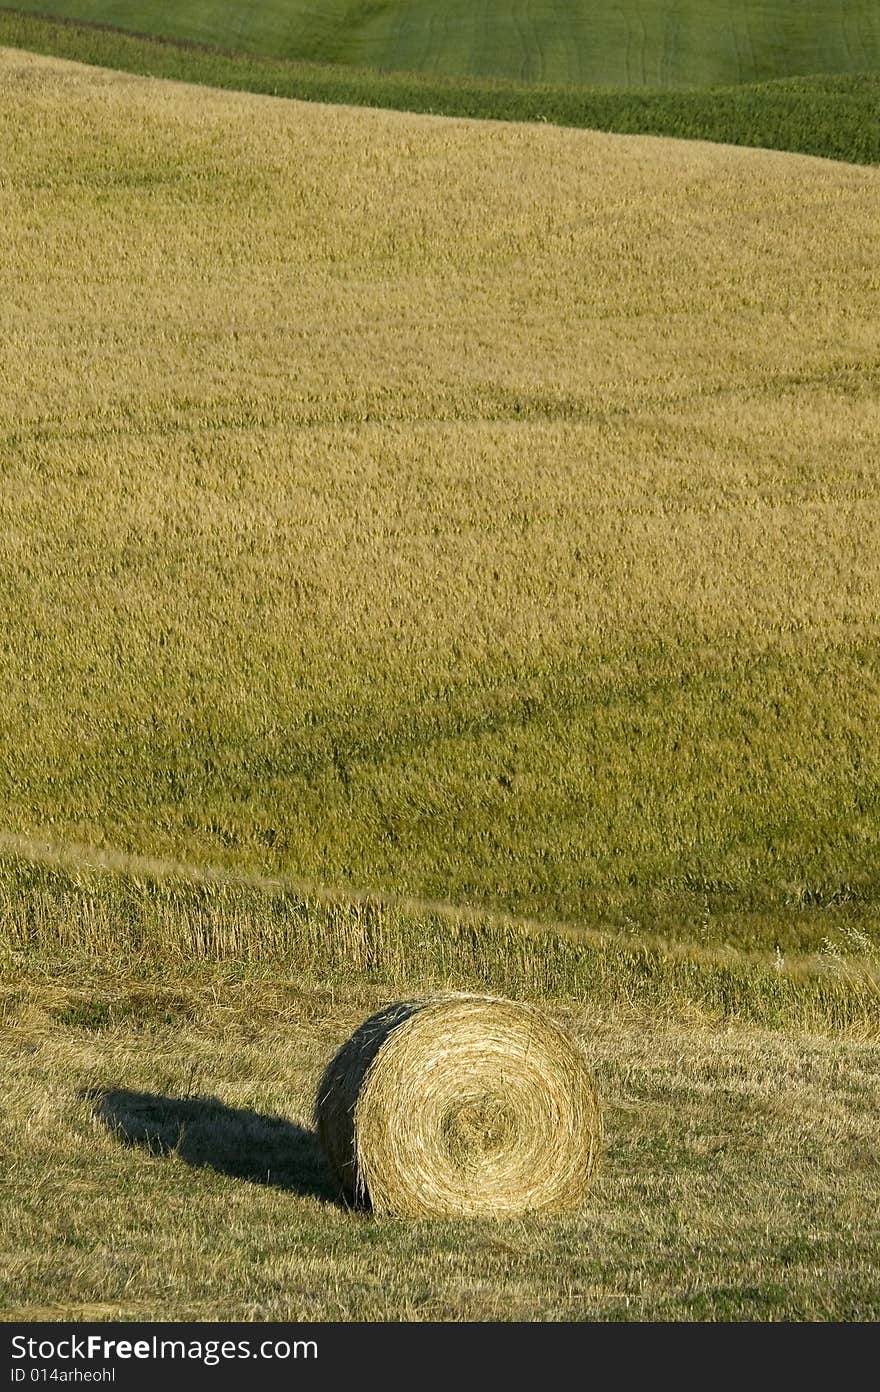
top-left (3, 11), bottom-right (878, 167)
top-left (2, 49), bottom-right (879, 952)
top-left (2, 47), bottom-right (880, 1325)
top-left (7, 0), bottom-right (880, 87)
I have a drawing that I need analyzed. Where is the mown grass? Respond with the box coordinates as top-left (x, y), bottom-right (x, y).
top-left (2, 50), bottom-right (880, 954)
top-left (1, 10), bottom-right (878, 165)
top-left (3, 950), bottom-right (879, 1320)
top-left (2, 851), bottom-right (879, 1320)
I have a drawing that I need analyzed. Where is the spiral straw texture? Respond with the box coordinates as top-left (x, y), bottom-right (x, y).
top-left (315, 994), bottom-right (602, 1218)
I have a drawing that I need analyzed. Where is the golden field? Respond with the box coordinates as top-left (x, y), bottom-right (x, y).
top-left (1, 50), bottom-right (880, 1320)
top-left (2, 50), bottom-right (880, 945)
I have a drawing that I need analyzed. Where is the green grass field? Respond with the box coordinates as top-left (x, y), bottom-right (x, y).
top-left (8, 0), bottom-right (880, 86)
top-left (2, 10), bottom-right (878, 166)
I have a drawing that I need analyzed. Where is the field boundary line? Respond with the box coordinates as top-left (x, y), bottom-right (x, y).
top-left (0, 827), bottom-right (836, 977)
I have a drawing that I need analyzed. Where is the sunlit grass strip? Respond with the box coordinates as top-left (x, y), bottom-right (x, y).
top-left (1, 9), bottom-right (877, 166)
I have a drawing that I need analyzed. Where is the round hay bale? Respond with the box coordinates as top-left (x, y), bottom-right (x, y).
top-left (315, 994), bottom-right (602, 1218)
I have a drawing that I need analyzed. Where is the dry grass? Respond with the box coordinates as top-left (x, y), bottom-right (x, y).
top-left (1, 859), bottom-right (877, 1318)
top-left (2, 855), bottom-right (877, 1318)
top-left (1, 964), bottom-right (878, 1321)
top-left (315, 995), bottom-right (602, 1217)
top-left (1, 49), bottom-right (880, 947)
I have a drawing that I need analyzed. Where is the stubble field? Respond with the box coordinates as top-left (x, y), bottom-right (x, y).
top-left (2, 857), bottom-right (879, 1320)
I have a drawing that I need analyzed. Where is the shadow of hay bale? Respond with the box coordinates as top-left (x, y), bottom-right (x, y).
top-left (85, 1086), bottom-right (340, 1204)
